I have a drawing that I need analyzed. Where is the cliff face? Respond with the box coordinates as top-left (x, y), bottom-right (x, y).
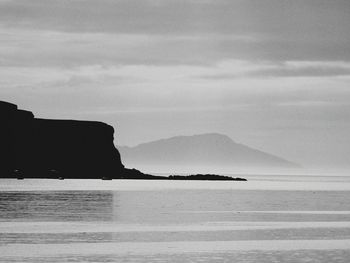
top-left (0, 101), bottom-right (124, 178)
top-left (0, 101), bottom-right (18, 174)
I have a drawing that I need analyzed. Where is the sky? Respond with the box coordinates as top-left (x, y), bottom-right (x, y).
top-left (1, 0), bottom-right (350, 170)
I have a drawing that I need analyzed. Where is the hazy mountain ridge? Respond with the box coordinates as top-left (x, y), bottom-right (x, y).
top-left (118, 133), bottom-right (299, 173)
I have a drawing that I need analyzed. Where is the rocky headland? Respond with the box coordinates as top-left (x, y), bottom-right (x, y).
top-left (0, 101), bottom-right (245, 181)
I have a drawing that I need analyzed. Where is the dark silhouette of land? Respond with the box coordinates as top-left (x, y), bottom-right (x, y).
top-left (0, 101), bottom-right (245, 181)
top-left (120, 169), bottom-right (246, 181)
top-left (1, 101), bottom-right (124, 179)
top-left (168, 174), bottom-right (246, 181)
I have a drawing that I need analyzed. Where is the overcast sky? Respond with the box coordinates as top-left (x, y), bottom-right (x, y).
top-left (1, 0), bottom-right (350, 170)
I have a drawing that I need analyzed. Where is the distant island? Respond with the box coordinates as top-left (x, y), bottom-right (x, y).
top-left (0, 101), bottom-right (246, 181)
top-left (119, 133), bottom-right (299, 173)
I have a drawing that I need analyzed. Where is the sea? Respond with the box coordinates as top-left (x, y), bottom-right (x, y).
top-left (1, 174), bottom-right (350, 262)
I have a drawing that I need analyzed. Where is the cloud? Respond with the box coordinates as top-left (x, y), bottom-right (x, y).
top-left (199, 60), bottom-right (350, 79)
top-left (255, 61), bottom-right (350, 78)
top-left (0, 26), bottom-right (269, 67)
top-left (1, 0), bottom-right (350, 168)
top-left (1, 0), bottom-right (349, 37)
top-left (2, 60), bottom-right (350, 115)
top-left (0, 0), bottom-right (349, 65)
top-left (2, 26), bottom-right (350, 71)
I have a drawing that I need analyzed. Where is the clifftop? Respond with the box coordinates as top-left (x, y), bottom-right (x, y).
top-left (0, 100), bottom-right (125, 178)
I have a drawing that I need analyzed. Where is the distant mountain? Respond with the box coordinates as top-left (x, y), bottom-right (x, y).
top-left (118, 133), bottom-right (299, 173)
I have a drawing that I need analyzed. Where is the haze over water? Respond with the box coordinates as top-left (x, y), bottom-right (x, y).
top-left (1, 1), bottom-right (350, 262)
top-left (2, 174), bottom-right (350, 262)
top-left (2, 0), bottom-right (350, 171)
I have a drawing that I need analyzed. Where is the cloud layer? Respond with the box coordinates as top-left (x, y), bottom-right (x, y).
top-left (1, 0), bottom-right (350, 169)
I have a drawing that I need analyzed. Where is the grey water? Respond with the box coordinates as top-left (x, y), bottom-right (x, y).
top-left (1, 174), bottom-right (350, 262)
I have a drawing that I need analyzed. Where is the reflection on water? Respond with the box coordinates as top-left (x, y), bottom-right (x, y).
top-left (3, 250), bottom-right (350, 263)
top-left (2, 190), bottom-right (350, 223)
top-left (2, 227), bottom-right (350, 245)
top-left (113, 190), bottom-right (350, 223)
top-left (1, 178), bottom-right (350, 262)
top-left (0, 191), bottom-right (114, 222)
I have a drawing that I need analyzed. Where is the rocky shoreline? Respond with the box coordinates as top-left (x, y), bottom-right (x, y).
top-left (10, 169), bottom-right (247, 181)
top-left (0, 101), bottom-right (246, 181)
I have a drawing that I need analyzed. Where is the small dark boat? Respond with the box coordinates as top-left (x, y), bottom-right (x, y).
top-left (101, 177), bottom-right (112, 180)
top-left (14, 169), bottom-right (24, 180)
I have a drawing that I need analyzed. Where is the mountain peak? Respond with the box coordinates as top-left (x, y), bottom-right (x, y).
top-left (189, 133), bottom-right (233, 140)
top-left (166, 133), bottom-right (234, 144)
top-left (118, 133), bottom-right (299, 173)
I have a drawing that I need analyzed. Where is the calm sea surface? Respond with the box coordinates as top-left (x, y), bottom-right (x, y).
top-left (1, 174), bottom-right (350, 262)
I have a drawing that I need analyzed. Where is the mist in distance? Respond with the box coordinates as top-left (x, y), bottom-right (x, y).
top-left (118, 133), bottom-right (303, 175)
top-left (1, 0), bottom-right (350, 174)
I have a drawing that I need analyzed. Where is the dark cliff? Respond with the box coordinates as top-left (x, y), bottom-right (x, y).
top-left (0, 101), bottom-right (125, 178)
top-left (0, 101), bottom-right (246, 181)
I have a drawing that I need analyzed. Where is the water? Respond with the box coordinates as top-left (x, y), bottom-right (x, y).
top-left (1, 174), bottom-right (350, 262)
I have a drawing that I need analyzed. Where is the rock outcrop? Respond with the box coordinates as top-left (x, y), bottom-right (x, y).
top-left (0, 101), bottom-right (125, 178)
top-left (0, 101), bottom-right (247, 181)
top-left (168, 174), bottom-right (247, 181)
